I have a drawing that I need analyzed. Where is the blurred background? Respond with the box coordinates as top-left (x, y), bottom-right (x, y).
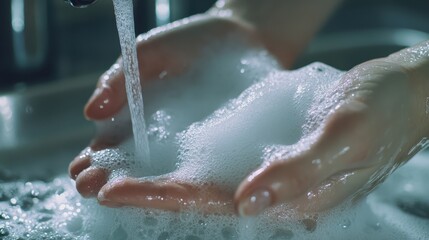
top-left (0, 0), bottom-right (428, 176)
top-left (0, 0), bottom-right (218, 92)
top-left (1, 0), bottom-right (429, 92)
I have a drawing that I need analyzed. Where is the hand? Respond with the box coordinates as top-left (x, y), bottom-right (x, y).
top-left (70, 147), bottom-right (235, 213)
top-left (69, 14), bottom-right (261, 213)
top-left (84, 14), bottom-right (259, 121)
top-left (70, 0), bottom-right (343, 194)
top-left (70, 2), bottom-right (429, 215)
top-left (234, 41), bottom-right (429, 216)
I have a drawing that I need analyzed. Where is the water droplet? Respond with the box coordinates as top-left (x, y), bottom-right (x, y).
top-left (311, 159), bottom-right (321, 169)
top-left (340, 219), bottom-right (351, 229)
top-left (159, 70), bottom-right (168, 79)
top-left (306, 191), bottom-right (316, 200)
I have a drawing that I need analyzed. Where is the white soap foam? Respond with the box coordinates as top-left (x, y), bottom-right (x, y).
top-left (173, 62), bottom-right (342, 189)
top-left (2, 152), bottom-right (428, 240)
top-left (92, 43), bottom-right (279, 177)
top-left (2, 40), bottom-right (428, 239)
top-left (78, 42), bottom-right (428, 239)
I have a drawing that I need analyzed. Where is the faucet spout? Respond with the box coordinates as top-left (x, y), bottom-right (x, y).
top-left (64, 0), bottom-right (98, 8)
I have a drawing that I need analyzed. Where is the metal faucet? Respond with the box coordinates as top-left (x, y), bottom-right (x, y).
top-left (64, 0), bottom-right (97, 8)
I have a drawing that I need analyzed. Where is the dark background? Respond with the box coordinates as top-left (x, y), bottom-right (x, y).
top-left (0, 0), bottom-right (428, 92)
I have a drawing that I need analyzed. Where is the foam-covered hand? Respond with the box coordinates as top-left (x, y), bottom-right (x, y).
top-left (84, 14), bottom-right (258, 122)
top-left (234, 41), bottom-right (429, 216)
top-left (70, 147), bottom-right (235, 213)
top-left (69, 14), bottom-right (260, 213)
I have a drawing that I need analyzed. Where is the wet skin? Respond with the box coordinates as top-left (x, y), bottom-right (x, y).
top-left (69, 14), bottom-right (429, 216)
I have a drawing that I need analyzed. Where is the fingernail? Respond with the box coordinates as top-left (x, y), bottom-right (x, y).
top-left (98, 191), bottom-right (123, 208)
top-left (238, 188), bottom-right (273, 216)
top-left (97, 189), bottom-right (108, 202)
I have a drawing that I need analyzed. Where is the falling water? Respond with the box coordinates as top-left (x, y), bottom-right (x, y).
top-left (112, 0), bottom-right (150, 169)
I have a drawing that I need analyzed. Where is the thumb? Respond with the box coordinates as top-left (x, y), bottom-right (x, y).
top-left (233, 151), bottom-right (335, 217)
top-left (234, 100), bottom-right (372, 216)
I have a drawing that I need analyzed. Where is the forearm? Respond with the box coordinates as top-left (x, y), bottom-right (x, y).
top-left (210, 0), bottom-right (343, 67)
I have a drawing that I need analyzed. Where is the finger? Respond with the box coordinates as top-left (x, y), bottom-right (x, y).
top-left (89, 128), bottom-right (131, 151)
top-left (89, 138), bottom-right (118, 151)
top-left (84, 61), bottom-right (127, 120)
top-left (98, 177), bottom-right (234, 214)
top-left (75, 167), bottom-right (108, 198)
top-left (292, 166), bottom-right (378, 213)
top-left (69, 148), bottom-right (93, 180)
top-left (89, 105), bottom-right (133, 151)
top-left (235, 100), bottom-right (372, 216)
top-left (84, 38), bottom-right (174, 121)
top-left (234, 154), bottom-right (336, 217)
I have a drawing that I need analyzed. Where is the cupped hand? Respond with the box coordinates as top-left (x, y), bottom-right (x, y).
top-left (70, 149), bottom-right (235, 213)
top-left (234, 43), bottom-right (429, 216)
top-left (69, 14), bottom-right (262, 213)
top-left (70, 10), bottom-right (429, 216)
top-left (83, 14), bottom-right (259, 122)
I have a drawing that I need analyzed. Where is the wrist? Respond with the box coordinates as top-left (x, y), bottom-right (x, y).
top-left (209, 0), bottom-right (343, 68)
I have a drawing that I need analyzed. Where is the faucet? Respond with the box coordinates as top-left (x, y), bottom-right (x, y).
top-left (64, 0), bottom-right (97, 8)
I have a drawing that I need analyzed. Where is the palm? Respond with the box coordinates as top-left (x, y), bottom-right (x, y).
top-left (70, 15), bottom-right (260, 213)
top-left (71, 14), bottom-right (423, 215)
top-left (236, 59), bottom-right (420, 215)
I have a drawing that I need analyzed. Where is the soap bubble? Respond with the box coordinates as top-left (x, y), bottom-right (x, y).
top-left (2, 36), bottom-right (429, 239)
